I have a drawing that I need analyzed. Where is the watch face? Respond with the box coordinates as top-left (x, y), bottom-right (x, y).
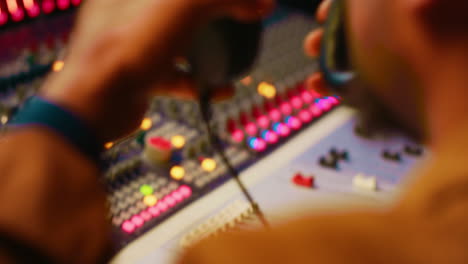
top-left (320, 0), bottom-right (355, 91)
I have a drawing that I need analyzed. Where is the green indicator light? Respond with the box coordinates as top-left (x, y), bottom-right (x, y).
top-left (140, 184), bottom-right (153, 196)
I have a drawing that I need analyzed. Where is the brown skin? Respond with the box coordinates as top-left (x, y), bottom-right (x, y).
top-left (2, 0), bottom-right (468, 263)
top-left (178, 0), bottom-right (468, 263)
top-left (0, 0), bottom-right (274, 263)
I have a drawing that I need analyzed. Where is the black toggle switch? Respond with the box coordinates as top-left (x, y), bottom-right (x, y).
top-left (404, 145), bottom-right (423, 156)
top-left (330, 148), bottom-right (349, 161)
top-left (319, 155), bottom-right (338, 170)
top-left (382, 150), bottom-right (402, 162)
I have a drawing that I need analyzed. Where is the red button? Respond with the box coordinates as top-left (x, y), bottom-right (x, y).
top-left (292, 173), bottom-right (314, 188)
top-left (149, 137), bottom-right (171, 150)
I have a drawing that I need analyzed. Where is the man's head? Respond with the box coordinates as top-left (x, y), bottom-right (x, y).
top-left (341, 0), bottom-right (468, 143)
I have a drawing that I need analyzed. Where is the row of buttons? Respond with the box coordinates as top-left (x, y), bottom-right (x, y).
top-left (292, 173), bottom-right (378, 192)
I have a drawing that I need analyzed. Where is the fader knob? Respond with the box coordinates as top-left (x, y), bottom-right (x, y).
top-left (382, 150), bottom-right (402, 162)
top-left (143, 136), bottom-right (172, 165)
top-left (319, 155), bottom-right (338, 170)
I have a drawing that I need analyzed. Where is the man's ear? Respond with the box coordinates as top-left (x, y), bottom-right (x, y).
top-left (409, 0), bottom-right (468, 37)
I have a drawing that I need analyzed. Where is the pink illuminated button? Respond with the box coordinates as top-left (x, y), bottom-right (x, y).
top-left (273, 123), bottom-right (291, 137)
top-left (257, 139), bottom-right (267, 151)
top-left (301, 91), bottom-right (314, 104)
top-left (299, 110), bottom-right (312, 123)
top-left (71, 0), bottom-right (81, 5)
top-left (248, 137), bottom-right (266, 152)
top-left (26, 4), bottom-right (40, 17)
top-left (0, 12), bottom-right (7, 26)
top-left (131, 215), bottom-right (144, 227)
top-left (140, 211), bottom-right (152, 221)
top-left (42, 0), bottom-right (54, 13)
top-left (57, 0), bottom-right (70, 10)
top-left (328, 97), bottom-right (340, 105)
top-left (286, 116), bottom-right (302, 130)
top-left (121, 221), bottom-right (135, 234)
top-left (165, 196), bottom-right (176, 207)
top-left (157, 200), bottom-right (168, 212)
top-left (320, 100), bottom-right (332, 111)
top-left (280, 102), bottom-right (292, 115)
top-left (245, 122), bottom-right (258, 136)
top-left (172, 191), bottom-right (183, 202)
top-left (148, 206), bottom-right (161, 217)
top-left (11, 9), bottom-right (25, 22)
top-left (291, 96), bottom-right (303, 109)
top-left (309, 104), bottom-right (323, 117)
top-left (261, 130), bottom-right (279, 144)
top-left (179, 186), bottom-right (192, 198)
top-left (268, 109), bottom-right (282, 122)
top-left (256, 115), bottom-right (270, 129)
top-left (231, 129), bottom-right (245, 143)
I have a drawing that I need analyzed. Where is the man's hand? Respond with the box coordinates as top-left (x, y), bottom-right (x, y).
top-left (303, 0), bottom-right (331, 95)
top-left (43, 0), bottom-right (274, 141)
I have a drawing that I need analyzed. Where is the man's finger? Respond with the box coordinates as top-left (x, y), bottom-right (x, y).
top-left (304, 29), bottom-right (323, 57)
top-left (306, 72), bottom-right (331, 96)
top-left (317, 0), bottom-right (332, 24)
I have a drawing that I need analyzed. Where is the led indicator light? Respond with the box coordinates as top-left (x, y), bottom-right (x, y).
top-left (57, 0), bottom-right (70, 10)
top-left (143, 195), bottom-right (158, 207)
top-left (52, 60), bottom-right (64, 72)
top-left (280, 102), bottom-right (292, 115)
top-left (257, 82), bottom-right (276, 99)
top-left (245, 122), bottom-right (258, 136)
top-left (269, 109), bottom-right (282, 122)
top-left (170, 166), bottom-right (185, 180)
top-left (291, 96), bottom-right (303, 109)
top-left (42, 0), bottom-right (55, 14)
top-left (171, 135), bottom-right (186, 149)
top-left (231, 129), bottom-right (245, 143)
top-left (201, 158), bottom-right (217, 172)
top-left (241, 76), bottom-right (252, 86)
top-left (139, 184), bottom-right (153, 196)
top-left (104, 142), bottom-right (114, 149)
top-left (121, 221), bottom-right (135, 234)
top-left (140, 118), bottom-right (152, 131)
top-left (257, 115), bottom-right (270, 129)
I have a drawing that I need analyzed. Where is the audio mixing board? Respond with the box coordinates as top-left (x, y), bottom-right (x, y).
top-left (0, 2), bottom-right (426, 264)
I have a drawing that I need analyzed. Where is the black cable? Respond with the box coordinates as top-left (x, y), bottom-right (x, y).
top-left (199, 89), bottom-right (270, 229)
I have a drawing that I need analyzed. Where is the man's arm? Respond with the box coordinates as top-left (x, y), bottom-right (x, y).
top-left (0, 128), bottom-right (109, 263)
top-left (179, 166), bottom-right (468, 264)
top-left (0, 0), bottom-right (273, 262)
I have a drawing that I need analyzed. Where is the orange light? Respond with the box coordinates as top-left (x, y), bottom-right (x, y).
top-left (23, 0), bottom-right (34, 9)
top-left (240, 76), bottom-right (252, 86)
top-left (201, 158), bottom-right (217, 172)
top-left (171, 135), bottom-right (186, 149)
top-left (52, 61), bottom-right (64, 72)
top-left (170, 166), bottom-right (185, 180)
top-left (104, 142), bottom-right (114, 149)
top-left (257, 82), bottom-right (276, 99)
top-left (1, 115), bottom-right (8, 125)
top-left (6, 0), bottom-right (19, 13)
top-left (140, 118), bottom-right (152, 131)
top-left (143, 195), bottom-right (158, 207)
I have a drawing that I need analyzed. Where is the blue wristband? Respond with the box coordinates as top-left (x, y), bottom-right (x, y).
top-left (9, 96), bottom-right (102, 163)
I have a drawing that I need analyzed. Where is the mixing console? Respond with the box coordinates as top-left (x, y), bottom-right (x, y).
top-left (103, 13), bottom-right (338, 248)
top-left (0, 3), bottom-right (426, 264)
